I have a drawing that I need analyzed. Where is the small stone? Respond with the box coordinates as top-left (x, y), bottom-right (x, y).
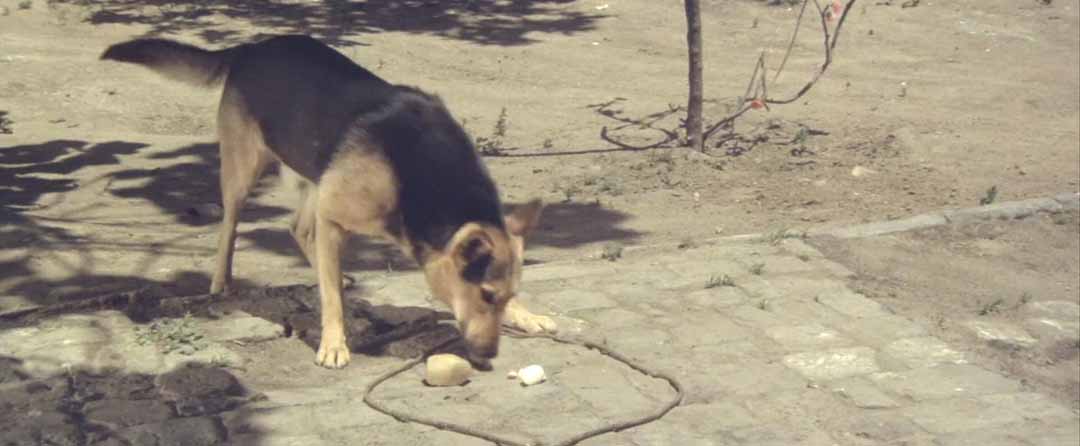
top-left (424, 354), bottom-right (473, 386)
top-left (516, 364), bottom-right (546, 386)
top-left (963, 320), bottom-right (1038, 349)
top-left (851, 165), bottom-right (876, 177)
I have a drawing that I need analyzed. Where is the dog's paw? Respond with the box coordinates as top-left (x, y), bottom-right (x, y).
top-left (507, 311), bottom-right (558, 335)
top-left (315, 336), bottom-right (351, 369)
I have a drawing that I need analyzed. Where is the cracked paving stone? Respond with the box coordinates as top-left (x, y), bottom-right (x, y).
top-left (729, 423), bottom-right (839, 446)
top-left (83, 398), bottom-right (175, 429)
top-left (766, 323), bottom-right (855, 351)
top-left (1023, 317), bottom-right (1080, 344)
top-left (72, 372), bottom-right (157, 401)
top-left (783, 347), bottom-right (879, 381)
top-left (900, 393), bottom-right (1075, 435)
top-left (668, 316), bottom-right (752, 348)
top-left (676, 360), bottom-right (807, 403)
top-left (836, 313), bottom-right (928, 347)
top-left (1022, 300), bottom-right (1080, 320)
top-left (222, 400), bottom-right (390, 438)
top-left (870, 364), bottom-right (1022, 401)
top-left (665, 401), bottom-right (757, 434)
top-left (2, 410), bottom-right (82, 446)
top-left (834, 411), bottom-right (922, 443)
top-left (536, 289), bottom-right (618, 313)
top-left (963, 319), bottom-right (1038, 349)
top-left (682, 286), bottom-right (748, 309)
top-left (815, 289), bottom-right (890, 319)
top-left (827, 377), bottom-right (900, 409)
top-left (200, 313), bottom-right (285, 344)
top-left (881, 336), bottom-right (967, 369)
top-left (113, 416), bottom-right (227, 446)
top-left (156, 365), bottom-right (245, 401)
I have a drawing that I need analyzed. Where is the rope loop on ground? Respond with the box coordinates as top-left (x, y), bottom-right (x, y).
top-left (361, 328), bottom-right (684, 446)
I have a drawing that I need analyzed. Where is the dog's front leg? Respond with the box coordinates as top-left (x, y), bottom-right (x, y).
top-left (314, 213), bottom-right (351, 368)
top-left (503, 295), bottom-right (558, 334)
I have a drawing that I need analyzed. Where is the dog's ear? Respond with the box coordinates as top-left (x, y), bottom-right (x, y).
top-left (505, 198), bottom-right (544, 238)
top-left (451, 225), bottom-right (495, 280)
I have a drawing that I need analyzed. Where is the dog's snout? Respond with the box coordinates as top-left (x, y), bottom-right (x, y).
top-left (468, 340), bottom-right (498, 359)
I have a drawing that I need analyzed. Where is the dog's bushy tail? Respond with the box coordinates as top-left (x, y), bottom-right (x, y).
top-left (101, 39), bottom-right (237, 88)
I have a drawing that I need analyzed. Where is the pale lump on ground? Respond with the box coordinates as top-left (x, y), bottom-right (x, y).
top-left (424, 354), bottom-right (474, 386)
top-left (507, 364), bottom-right (547, 386)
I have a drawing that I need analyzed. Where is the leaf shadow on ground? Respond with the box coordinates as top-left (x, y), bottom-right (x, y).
top-left (1, 138), bottom-right (641, 307)
top-left (239, 199), bottom-right (645, 272)
top-left (104, 142), bottom-right (290, 227)
top-left (0, 139), bottom-right (272, 307)
top-left (0, 354), bottom-right (262, 446)
top-left (54, 0), bottom-right (607, 48)
top-left (0, 279), bottom-right (468, 444)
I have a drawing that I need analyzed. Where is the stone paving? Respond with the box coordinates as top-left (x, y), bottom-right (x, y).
top-left (1, 236), bottom-right (1078, 445)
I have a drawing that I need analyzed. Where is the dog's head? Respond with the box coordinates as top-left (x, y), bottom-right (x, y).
top-left (422, 199), bottom-right (544, 362)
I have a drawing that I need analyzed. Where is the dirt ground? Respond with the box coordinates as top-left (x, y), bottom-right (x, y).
top-left (1, 0), bottom-right (1077, 345)
top-left (810, 209), bottom-right (1080, 410)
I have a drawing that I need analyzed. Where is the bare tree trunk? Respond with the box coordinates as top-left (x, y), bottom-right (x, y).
top-left (684, 0), bottom-right (704, 151)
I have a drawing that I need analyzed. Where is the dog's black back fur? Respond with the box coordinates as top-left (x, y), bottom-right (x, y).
top-left (121, 36), bottom-right (505, 251)
top-left (103, 34), bottom-right (506, 253)
top-left (358, 86), bottom-right (506, 254)
top-left (227, 35), bottom-right (392, 181)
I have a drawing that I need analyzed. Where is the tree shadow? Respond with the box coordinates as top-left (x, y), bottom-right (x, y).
top-left (0, 206), bottom-right (263, 310)
top-left (0, 353), bottom-right (262, 445)
top-left (515, 200), bottom-right (643, 250)
top-left (0, 138), bottom-right (273, 308)
top-left (0, 137), bottom-right (639, 309)
top-left (0, 139), bottom-right (149, 210)
top-left (0, 110), bottom-right (12, 135)
top-left (0, 282), bottom-right (466, 444)
top-left (57, 0), bottom-right (607, 48)
top-left (105, 142), bottom-right (290, 227)
top-left (237, 199), bottom-right (644, 274)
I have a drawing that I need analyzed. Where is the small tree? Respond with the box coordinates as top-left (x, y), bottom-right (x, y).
top-left (598, 1), bottom-right (856, 152)
top-left (684, 0), bottom-right (704, 152)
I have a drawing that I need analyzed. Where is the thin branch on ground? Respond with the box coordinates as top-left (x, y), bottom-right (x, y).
top-left (588, 98), bottom-right (683, 150)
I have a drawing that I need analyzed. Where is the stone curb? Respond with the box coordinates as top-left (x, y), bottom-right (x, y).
top-left (592, 192), bottom-right (1080, 261)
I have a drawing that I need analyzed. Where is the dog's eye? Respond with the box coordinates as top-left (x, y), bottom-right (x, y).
top-left (480, 289), bottom-right (496, 305)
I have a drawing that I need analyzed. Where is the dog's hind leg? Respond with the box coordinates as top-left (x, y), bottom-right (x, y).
top-left (210, 88), bottom-right (272, 294)
top-left (282, 165), bottom-right (319, 269)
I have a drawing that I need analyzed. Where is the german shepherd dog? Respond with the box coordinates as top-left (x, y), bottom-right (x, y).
top-left (101, 35), bottom-right (557, 368)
